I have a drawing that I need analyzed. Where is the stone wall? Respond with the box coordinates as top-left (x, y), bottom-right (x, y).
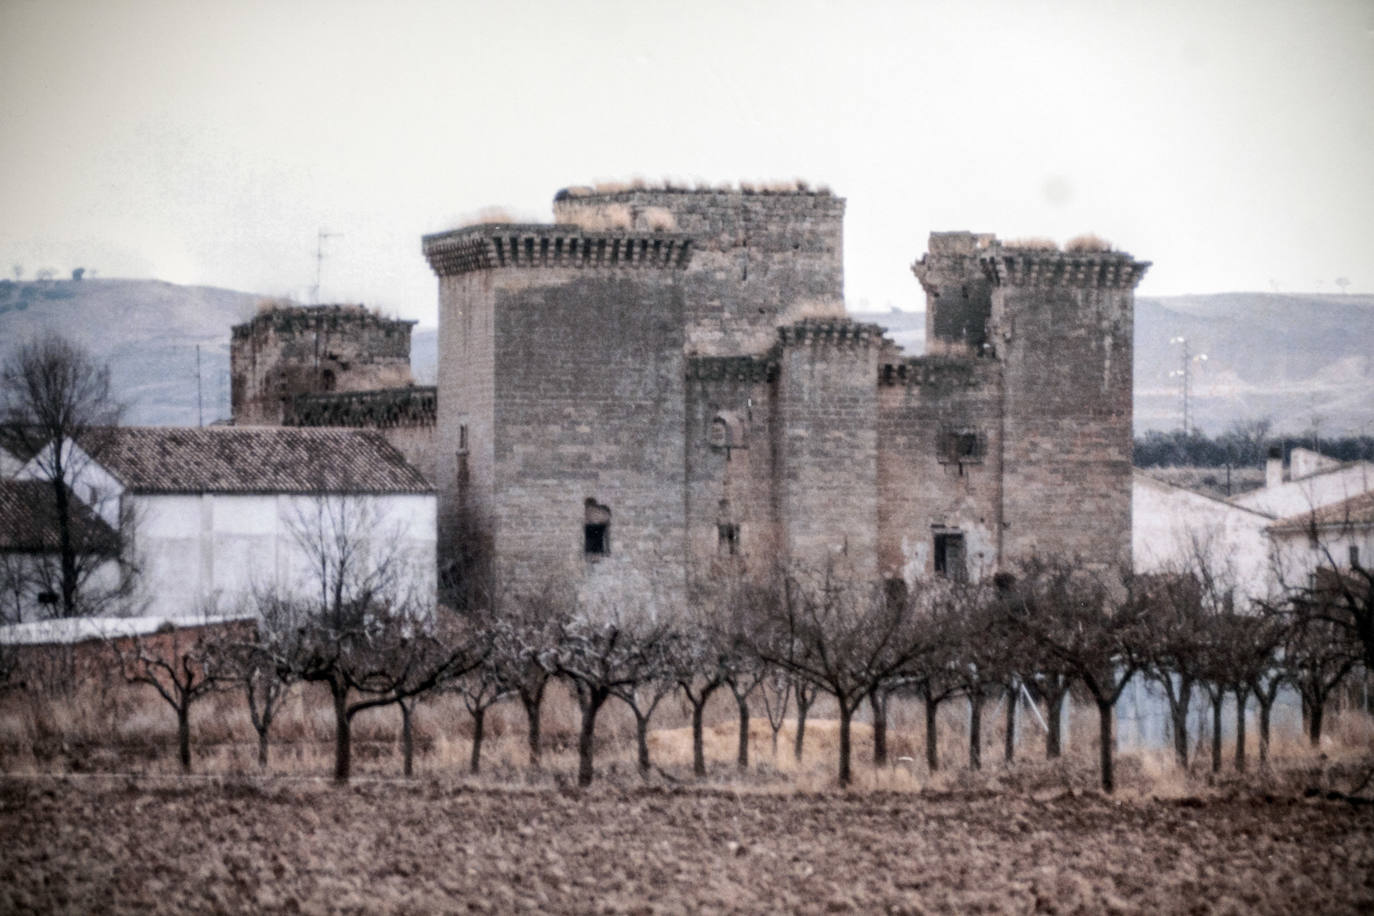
top-left (877, 354), bottom-right (1004, 583)
top-left (554, 187), bottom-right (844, 355)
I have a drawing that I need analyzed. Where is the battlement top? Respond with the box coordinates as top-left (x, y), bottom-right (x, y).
top-left (777, 317), bottom-right (890, 348)
top-left (232, 304), bottom-right (416, 337)
top-left (422, 224), bottom-right (694, 277)
top-left (980, 249), bottom-right (1150, 289)
top-left (554, 179), bottom-right (837, 201)
top-left (286, 385), bottom-right (437, 429)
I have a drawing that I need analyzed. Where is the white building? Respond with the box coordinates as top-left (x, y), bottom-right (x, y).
top-left (14, 426), bottom-right (435, 622)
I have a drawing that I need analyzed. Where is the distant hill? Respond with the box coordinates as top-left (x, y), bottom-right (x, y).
top-left (3, 279), bottom-right (1369, 436)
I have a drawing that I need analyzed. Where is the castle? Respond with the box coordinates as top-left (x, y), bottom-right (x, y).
top-left (233, 182), bottom-right (1148, 603)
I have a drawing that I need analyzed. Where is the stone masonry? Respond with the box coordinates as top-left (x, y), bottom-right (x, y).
top-left (422, 185), bottom-right (1149, 602)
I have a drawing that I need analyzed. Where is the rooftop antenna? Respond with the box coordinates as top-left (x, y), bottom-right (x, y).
top-left (311, 228), bottom-right (341, 304)
top-left (1168, 336), bottom-right (1207, 436)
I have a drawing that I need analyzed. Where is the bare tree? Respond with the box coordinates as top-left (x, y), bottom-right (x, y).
top-left (1008, 561), bottom-right (1145, 794)
top-left (450, 648), bottom-right (513, 776)
top-left (756, 665), bottom-right (794, 761)
top-left (217, 588), bottom-right (300, 770)
top-left (115, 619), bottom-right (236, 774)
top-left (753, 567), bottom-right (929, 787)
top-left (552, 608), bottom-right (673, 788)
top-left (611, 630), bottom-right (682, 779)
top-left (0, 333), bottom-right (130, 620)
top-left (280, 492), bottom-right (484, 782)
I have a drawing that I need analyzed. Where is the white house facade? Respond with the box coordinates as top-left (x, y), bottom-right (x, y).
top-left (17, 427), bottom-right (435, 621)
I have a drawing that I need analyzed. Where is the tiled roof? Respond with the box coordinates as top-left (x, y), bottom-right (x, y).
top-left (88, 427), bottom-right (431, 495)
top-left (1269, 490), bottom-right (1374, 532)
top-left (0, 479), bottom-right (117, 553)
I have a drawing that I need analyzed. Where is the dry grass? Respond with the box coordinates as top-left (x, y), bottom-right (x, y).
top-left (1064, 233), bottom-right (1114, 252)
top-left (1003, 237), bottom-right (1060, 251)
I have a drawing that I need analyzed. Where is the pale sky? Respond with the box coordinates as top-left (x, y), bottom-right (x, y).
top-left (2, 0), bottom-right (1371, 324)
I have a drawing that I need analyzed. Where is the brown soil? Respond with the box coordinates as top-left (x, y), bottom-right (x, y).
top-left (2, 777), bottom-right (1371, 914)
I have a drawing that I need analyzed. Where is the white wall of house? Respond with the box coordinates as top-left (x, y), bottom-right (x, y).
top-left (1267, 522), bottom-right (1374, 590)
top-left (132, 492), bottom-right (436, 619)
top-left (1132, 471), bottom-right (1277, 604)
top-left (1232, 460), bottom-right (1374, 519)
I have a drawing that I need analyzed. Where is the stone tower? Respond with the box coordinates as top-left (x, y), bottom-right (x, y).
top-left (230, 304), bottom-right (416, 426)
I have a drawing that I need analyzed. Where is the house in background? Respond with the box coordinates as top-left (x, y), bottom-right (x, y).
top-left (0, 478), bottom-right (120, 623)
top-left (11, 426), bottom-right (435, 621)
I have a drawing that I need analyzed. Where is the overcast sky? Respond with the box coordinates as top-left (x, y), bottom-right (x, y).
top-left (2, 0), bottom-right (1371, 324)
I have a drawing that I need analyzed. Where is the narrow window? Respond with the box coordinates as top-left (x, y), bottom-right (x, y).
top-left (934, 532), bottom-right (967, 583)
top-left (585, 499), bottom-right (611, 557)
top-left (458, 424), bottom-right (469, 454)
top-left (718, 523), bottom-right (740, 556)
top-left (1351, 545), bottom-right (1361, 569)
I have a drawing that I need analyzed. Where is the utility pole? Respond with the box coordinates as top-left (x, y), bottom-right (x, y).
top-left (311, 228), bottom-right (341, 304)
top-left (1169, 336), bottom-right (1207, 436)
top-left (195, 344), bottom-right (203, 427)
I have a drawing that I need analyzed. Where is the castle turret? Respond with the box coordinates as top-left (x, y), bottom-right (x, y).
top-left (985, 244), bottom-right (1149, 566)
top-left (230, 304), bottom-right (415, 426)
top-left (911, 231), bottom-right (997, 357)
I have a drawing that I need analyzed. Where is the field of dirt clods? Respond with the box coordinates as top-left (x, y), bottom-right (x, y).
top-left (2, 777), bottom-right (1371, 914)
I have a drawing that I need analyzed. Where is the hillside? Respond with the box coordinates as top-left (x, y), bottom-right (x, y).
top-left (2, 279), bottom-right (1370, 436)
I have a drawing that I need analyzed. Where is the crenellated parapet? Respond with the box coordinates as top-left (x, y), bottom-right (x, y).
top-left (980, 250), bottom-right (1150, 289)
top-left (878, 355), bottom-right (986, 389)
top-left (421, 224), bottom-right (693, 277)
top-left (286, 386), bottom-right (437, 429)
top-left (777, 318), bottom-right (889, 349)
top-left (687, 354), bottom-right (779, 384)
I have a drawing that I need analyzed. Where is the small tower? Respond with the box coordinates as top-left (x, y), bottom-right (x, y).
top-left (230, 303), bottom-right (416, 426)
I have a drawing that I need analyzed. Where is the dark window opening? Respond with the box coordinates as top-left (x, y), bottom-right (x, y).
top-left (883, 577), bottom-right (908, 611)
top-left (938, 429), bottom-right (984, 466)
top-left (585, 499), bottom-right (611, 558)
top-left (458, 424), bottom-right (469, 454)
top-left (934, 532), bottom-right (967, 583)
top-left (37, 591), bottom-right (58, 606)
top-left (1351, 545), bottom-right (1361, 569)
top-left (718, 523), bottom-right (740, 556)
top-left (321, 369), bottom-right (337, 391)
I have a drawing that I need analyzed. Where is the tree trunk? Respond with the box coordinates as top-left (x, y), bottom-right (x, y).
top-left (1097, 698), bottom-right (1115, 794)
top-left (176, 703), bottom-right (192, 775)
top-left (1045, 689), bottom-right (1065, 760)
top-left (1210, 692), bottom-right (1223, 774)
top-left (469, 706), bottom-right (485, 776)
top-left (635, 712), bottom-right (651, 778)
top-left (1168, 680), bottom-right (1192, 770)
top-left (924, 694), bottom-right (939, 772)
top-left (332, 684), bottom-right (351, 784)
top-left (1257, 693), bottom-right (1273, 766)
top-left (1308, 694), bottom-right (1324, 747)
top-left (400, 701), bottom-right (414, 778)
top-left (520, 691), bottom-right (543, 769)
top-left (257, 727), bottom-right (270, 770)
top-left (837, 700), bottom-right (853, 787)
top-left (968, 691), bottom-right (983, 771)
top-left (1233, 686), bottom-right (1248, 773)
top-left (735, 695), bottom-right (749, 771)
top-left (576, 692), bottom-right (604, 788)
top-left (870, 689), bottom-right (888, 768)
top-left (1004, 684), bottom-right (1016, 764)
top-left (794, 689), bottom-right (812, 763)
top-left (691, 697), bottom-right (708, 779)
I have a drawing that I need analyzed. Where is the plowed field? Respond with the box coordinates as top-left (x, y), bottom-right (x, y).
top-left (2, 777), bottom-right (1371, 914)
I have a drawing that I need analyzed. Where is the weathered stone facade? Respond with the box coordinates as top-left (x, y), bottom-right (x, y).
top-left (422, 186), bottom-right (1149, 600)
top-left (229, 304), bottom-right (437, 483)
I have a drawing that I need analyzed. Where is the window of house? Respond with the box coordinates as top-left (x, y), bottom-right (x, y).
top-left (585, 499), bottom-right (611, 557)
top-left (934, 532), bottom-right (967, 582)
top-left (1351, 545), bottom-right (1361, 569)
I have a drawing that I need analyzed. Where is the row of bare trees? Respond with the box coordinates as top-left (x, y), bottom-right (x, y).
top-left (96, 545), bottom-right (1365, 795)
